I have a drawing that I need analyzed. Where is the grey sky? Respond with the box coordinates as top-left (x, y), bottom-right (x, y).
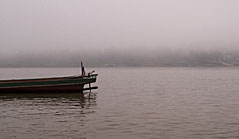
top-left (1, 0), bottom-right (239, 56)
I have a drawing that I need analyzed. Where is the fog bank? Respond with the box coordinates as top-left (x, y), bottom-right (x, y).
top-left (1, 0), bottom-right (239, 67)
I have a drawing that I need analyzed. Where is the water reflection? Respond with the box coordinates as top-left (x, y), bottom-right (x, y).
top-left (0, 92), bottom-right (98, 139)
top-left (0, 92), bottom-right (97, 108)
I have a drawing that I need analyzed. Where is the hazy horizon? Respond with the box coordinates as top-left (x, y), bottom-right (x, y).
top-left (1, 0), bottom-right (239, 64)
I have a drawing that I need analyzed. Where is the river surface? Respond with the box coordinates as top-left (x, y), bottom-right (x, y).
top-left (0, 67), bottom-right (239, 139)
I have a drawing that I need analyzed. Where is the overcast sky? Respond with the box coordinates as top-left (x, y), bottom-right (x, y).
top-left (1, 0), bottom-right (239, 57)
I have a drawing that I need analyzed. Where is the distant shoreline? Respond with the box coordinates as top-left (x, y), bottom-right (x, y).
top-left (0, 65), bottom-right (237, 68)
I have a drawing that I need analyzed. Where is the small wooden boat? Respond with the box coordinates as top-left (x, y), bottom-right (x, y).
top-left (0, 74), bottom-right (98, 93)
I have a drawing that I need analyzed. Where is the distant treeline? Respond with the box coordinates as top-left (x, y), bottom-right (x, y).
top-left (0, 50), bottom-right (239, 67)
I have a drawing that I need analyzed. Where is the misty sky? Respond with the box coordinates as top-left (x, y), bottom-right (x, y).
top-left (1, 0), bottom-right (239, 57)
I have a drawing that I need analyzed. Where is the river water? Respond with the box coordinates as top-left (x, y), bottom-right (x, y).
top-left (0, 67), bottom-right (239, 139)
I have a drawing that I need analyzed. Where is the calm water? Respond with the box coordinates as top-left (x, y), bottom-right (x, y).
top-left (1, 67), bottom-right (239, 139)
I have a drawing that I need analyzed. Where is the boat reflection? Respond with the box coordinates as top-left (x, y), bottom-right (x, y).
top-left (0, 92), bottom-right (97, 109)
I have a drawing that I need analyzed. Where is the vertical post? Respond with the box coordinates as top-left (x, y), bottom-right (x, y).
top-left (89, 83), bottom-right (91, 98)
top-left (89, 83), bottom-right (91, 93)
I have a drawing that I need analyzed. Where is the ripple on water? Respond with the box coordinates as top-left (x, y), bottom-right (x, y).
top-left (1, 68), bottom-right (239, 139)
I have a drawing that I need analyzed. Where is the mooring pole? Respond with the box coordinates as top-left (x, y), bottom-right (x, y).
top-left (88, 83), bottom-right (92, 99)
top-left (89, 83), bottom-right (91, 92)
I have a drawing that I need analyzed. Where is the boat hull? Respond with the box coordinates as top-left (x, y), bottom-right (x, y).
top-left (0, 84), bottom-right (84, 93)
top-left (0, 74), bottom-right (97, 93)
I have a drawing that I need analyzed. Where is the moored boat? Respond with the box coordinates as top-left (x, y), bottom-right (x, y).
top-left (0, 62), bottom-right (98, 93)
top-left (0, 74), bottom-right (98, 93)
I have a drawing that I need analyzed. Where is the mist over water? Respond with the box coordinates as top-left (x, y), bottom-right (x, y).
top-left (1, 0), bottom-right (239, 65)
top-left (1, 1), bottom-right (239, 138)
top-left (1, 48), bottom-right (239, 67)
